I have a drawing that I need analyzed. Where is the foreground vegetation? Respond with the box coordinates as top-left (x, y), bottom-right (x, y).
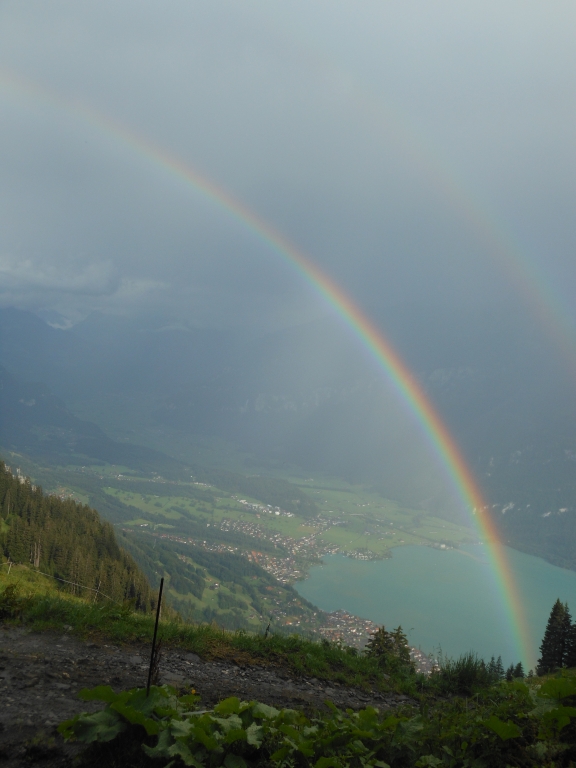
top-left (3, 576), bottom-right (576, 765)
top-left (61, 673), bottom-right (576, 767)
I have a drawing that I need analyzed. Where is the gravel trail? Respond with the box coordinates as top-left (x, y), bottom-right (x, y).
top-left (0, 626), bottom-right (414, 766)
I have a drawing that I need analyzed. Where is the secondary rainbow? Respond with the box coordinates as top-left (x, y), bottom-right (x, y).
top-left (263, 19), bottom-right (576, 378)
top-left (0, 69), bottom-right (534, 665)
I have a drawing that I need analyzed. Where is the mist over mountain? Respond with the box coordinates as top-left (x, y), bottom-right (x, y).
top-left (2, 306), bottom-right (576, 534)
top-left (1, 1), bottom-right (576, 590)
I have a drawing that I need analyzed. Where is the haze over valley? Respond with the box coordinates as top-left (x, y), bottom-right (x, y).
top-left (1, 1), bottom-right (576, 670)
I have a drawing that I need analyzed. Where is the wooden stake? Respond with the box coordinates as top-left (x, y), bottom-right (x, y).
top-left (146, 577), bottom-right (164, 697)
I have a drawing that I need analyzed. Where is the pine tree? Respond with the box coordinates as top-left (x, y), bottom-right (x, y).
top-left (561, 602), bottom-right (573, 665)
top-left (495, 656), bottom-right (504, 679)
top-left (505, 663), bottom-right (514, 682)
top-left (0, 461), bottom-right (153, 610)
top-left (513, 662), bottom-right (525, 678)
top-left (365, 625), bottom-right (414, 669)
top-left (538, 599), bottom-right (568, 674)
top-left (565, 621), bottom-right (576, 668)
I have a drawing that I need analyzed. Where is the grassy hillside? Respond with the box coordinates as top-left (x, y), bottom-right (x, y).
top-left (0, 452), bottom-right (479, 641)
top-left (120, 531), bottom-right (324, 634)
top-left (0, 460), bottom-right (153, 610)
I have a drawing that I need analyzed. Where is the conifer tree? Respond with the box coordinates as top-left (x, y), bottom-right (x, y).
top-left (505, 663), bottom-right (514, 682)
top-left (561, 602), bottom-right (573, 663)
top-left (538, 599), bottom-right (568, 673)
top-left (0, 461), bottom-right (153, 610)
top-left (565, 620), bottom-right (576, 668)
top-left (513, 662), bottom-right (525, 678)
top-left (365, 625), bottom-right (414, 669)
top-left (495, 656), bottom-right (504, 679)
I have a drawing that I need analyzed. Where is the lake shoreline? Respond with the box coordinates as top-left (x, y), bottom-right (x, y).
top-left (295, 544), bottom-right (576, 669)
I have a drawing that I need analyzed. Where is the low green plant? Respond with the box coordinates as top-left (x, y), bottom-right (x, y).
top-left (428, 652), bottom-right (501, 696)
top-left (60, 677), bottom-right (576, 768)
top-left (60, 685), bottom-right (424, 767)
top-left (0, 582), bottom-right (33, 619)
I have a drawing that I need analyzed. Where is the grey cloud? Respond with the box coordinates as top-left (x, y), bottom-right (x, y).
top-left (0, 254), bottom-right (117, 294)
top-left (0, 1), bottom-right (574, 329)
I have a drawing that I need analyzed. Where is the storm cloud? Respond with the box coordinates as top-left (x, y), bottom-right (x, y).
top-left (0, 1), bottom-right (575, 333)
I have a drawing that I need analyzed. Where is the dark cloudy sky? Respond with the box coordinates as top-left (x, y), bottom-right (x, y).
top-left (0, 1), bottom-right (575, 334)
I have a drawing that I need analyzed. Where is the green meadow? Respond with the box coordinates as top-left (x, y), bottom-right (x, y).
top-left (96, 472), bottom-right (476, 563)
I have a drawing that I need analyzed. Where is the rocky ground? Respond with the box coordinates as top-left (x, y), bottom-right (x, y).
top-left (0, 625), bottom-right (414, 766)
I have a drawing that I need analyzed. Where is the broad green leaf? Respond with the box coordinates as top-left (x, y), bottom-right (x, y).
top-left (293, 738), bottom-right (315, 757)
top-left (170, 719), bottom-right (195, 739)
top-left (142, 728), bottom-right (175, 760)
top-left (393, 717), bottom-right (423, 746)
top-left (168, 740), bottom-right (206, 768)
top-left (540, 706), bottom-right (576, 732)
top-left (190, 724), bottom-right (220, 751)
top-left (110, 702), bottom-right (161, 735)
top-left (252, 701), bottom-right (280, 719)
top-left (214, 697), bottom-right (241, 715)
top-left (223, 727), bottom-right (247, 745)
top-left (179, 693), bottom-right (201, 709)
top-left (484, 715), bottom-right (522, 740)
top-left (270, 745), bottom-right (291, 762)
top-left (538, 677), bottom-right (576, 701)
top-left (279, 723), bottom-right (301, 740)
top-left (380, 715), bottom-right (400, 731)
top-left (78, 685), bottom-right (118, 703)
top-left (246, 722), bottom-right (264, 747)
top-left (64, 709), bottom-right (126, 743)
top-left (214, 714), bottom-right (244, 734)
top-left (57, 715), bottom-right (80, 740)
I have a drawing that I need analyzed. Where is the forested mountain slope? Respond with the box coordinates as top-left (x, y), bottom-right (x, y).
top-left (121, 531), bottom-right (322, 632)
top-left (4, 307), bottom-right (576, 574)
top-left (0, 461), bottom-right (153, 609)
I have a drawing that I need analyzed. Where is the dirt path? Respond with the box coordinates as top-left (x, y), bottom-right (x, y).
top-left (0, 625), bottom-right (414, 766)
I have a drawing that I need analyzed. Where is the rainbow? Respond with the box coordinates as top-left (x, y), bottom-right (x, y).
top-left (256, 14), bottom-right (576, 379)
top-left (0, 69), bottom-right (533, 664)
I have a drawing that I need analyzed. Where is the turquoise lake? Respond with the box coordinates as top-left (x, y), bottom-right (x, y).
top-left (295, 545), bottom-right (576, 668)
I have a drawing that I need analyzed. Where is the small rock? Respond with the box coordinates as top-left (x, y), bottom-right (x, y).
top-left (55, 683), bottom-right (71, 690)
top-left (164, 672), bottom-right (185, 684)
top-left (185, 652), bottom-right (200, 663)
top-left (129, 655), bottom-right (144, 665)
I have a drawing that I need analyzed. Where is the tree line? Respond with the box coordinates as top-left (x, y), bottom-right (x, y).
top-left (537, 598), bottom-right (576, 674)
top-left (0, 461), bottom-right (154, 610)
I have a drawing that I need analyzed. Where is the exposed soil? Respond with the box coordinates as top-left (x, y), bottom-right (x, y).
top-left (0, 625), bottom-right (414, 766)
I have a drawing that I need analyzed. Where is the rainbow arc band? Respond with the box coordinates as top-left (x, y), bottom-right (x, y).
top-left (0, 69), bottom-right (532, 665)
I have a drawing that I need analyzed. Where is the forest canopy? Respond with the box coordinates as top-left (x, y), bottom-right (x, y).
top-left (0, 460), bottom-right (153, 610)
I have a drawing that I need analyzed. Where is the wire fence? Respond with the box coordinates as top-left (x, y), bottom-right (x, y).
top-left (0, 560), bottom-right (120, 604)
